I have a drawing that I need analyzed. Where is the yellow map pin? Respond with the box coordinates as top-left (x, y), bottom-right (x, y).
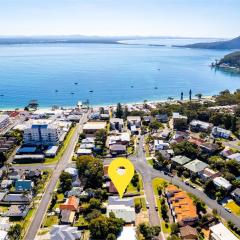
top-left (108, 157), bottom-right (135, 198)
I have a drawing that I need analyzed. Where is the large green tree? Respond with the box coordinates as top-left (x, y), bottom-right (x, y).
top-left (59, 172), bottom-right (72, 193)
top-left (89, 214), bottom-right (124, 240)
top-left (76, 156), bottom-right (103, 188)
top-left (8, 224), bottom-right (22, 240)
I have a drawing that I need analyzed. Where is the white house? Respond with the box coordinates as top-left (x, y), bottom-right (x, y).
top-left (212, 127), bottom-right (231, 139)
top-left (213, 177), bottom-right (232, 190)
top-left (190, 120), bottom-right (213, 132)
top-left (227, 153), bottom-right (240, 162)
top-left (127, 116), bottom-right (141, 128)
top-left (117, 227), bottom-right (136, 240)
top-left (50, 225), bottom-right (82, 240)
top-left (209, 223), bottom-right (238, 240)
top-left (110, 118), bottom-right (124, 131)
top-left (107, 205), bottom-right (135, 223)
top-left (154, 140), bottom-right (169, 151)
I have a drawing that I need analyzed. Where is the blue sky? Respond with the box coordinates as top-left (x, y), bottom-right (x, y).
top-left (0, 0), bottom-right (239, 38)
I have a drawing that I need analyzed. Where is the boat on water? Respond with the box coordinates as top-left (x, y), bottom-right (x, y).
top-left (131, 86), bottom-right (134, 88)
top-left (74, 82), bottom-right (78, 85)
top-left (55, 90), bottom-right (58, 92)
top-left (89, 90), bottom-right (93, 93)
top-left (71, 92), bottom-right (75, 95)
top-left (154, 87), bottom-right (158, 89)
top-left (0, 94), bottom-right (4, 97)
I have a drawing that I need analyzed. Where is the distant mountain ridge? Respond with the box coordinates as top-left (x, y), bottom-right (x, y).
top-left (177, 36), bottom-right (240, 49)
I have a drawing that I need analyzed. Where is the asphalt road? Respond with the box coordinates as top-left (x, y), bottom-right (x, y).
top-left (132, 136), bottom-right (165, 240)
top-left (25, 113), bottom-right (89, 240)
top-left (131, 136), bottom-right (240, 229)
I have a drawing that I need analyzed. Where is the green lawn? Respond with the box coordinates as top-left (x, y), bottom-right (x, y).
top-left (134, 197), bottom-right (147, 211)
top-left (126, 173), bottom-right (143, 194)
top-left (225, 200), bottom-right (240, 216)
top-left (126, 181), bottom-right (138, 194)
top-left (44, 126), bottom-right (76, 164)
top-left (145, 144), bottom-right (150, 158)
top-left (147, 159), bottom-right (154, 166)
top-left (0, 206), bottom-right (8, 213)
top-left (152, 178), bottom-right (168, 195)
top-left (53, 193), bottom-right (65, 210)
top-left (43, 215), bottom-right (59, 227)
top-left (152, 178), bottom-right (170, 234)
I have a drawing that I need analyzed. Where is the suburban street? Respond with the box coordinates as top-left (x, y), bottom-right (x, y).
top-left (130, 135), bottom-right (240, 229)
top-left (24, 112), bottom-right (89, 240)
top-left (7, 120), bottom-right (240, 239)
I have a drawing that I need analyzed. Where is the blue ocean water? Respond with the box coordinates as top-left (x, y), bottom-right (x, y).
top-left (0, 38), bottom-right (239, 109)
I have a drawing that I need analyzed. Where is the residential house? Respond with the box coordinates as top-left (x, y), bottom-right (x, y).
top-left (142, 116), bottom-right (153, 125)
top-left (1, 193), bottom-right (32, 205)
top-left (171, 156), bottom-right (191, 167)
top-left (5, 205), bottom-right (29, 218)
top-left (170, 131), bottom-right (189, 144)
top-left (50, 225), bottom-right (81, 240)
top-left (180, 225), bottom-right (198, 240)
top-left (156, 114), bottom-right (168, 123)
top-left (15, 180), bottom-right (33, 192)
top-left (172, 113), bottom-right (188, 130)
top-left (67, 187), bottom-right (83, 198)
top-left (59, 196), bottom-right (79, 212)
top-left (117, 227), bottom-right (136, 240)
top-left (110, 118), bottom-right (124, 132)
top-left (61, 209), bottom-right (75, 224)
top-left (188, 137), bottom-right (205, 147)
top-left (83, 121), bottom-right (107, 136)
top-left (107, 204), bottom-right (135, 223)
top-left (45, 145), bottom-right (59, 157)
top-left (199, 168), bottom-right (221, 182)
top-left (190, 120), bottom-right (213, 132)
top-left (209, 223), bottom-right (238, 240)
top-left (159, 130), bottom-right (171, 140)
top-left (110, 144), bottom-right (127, 156)
top-left (166, 185), bottom-right (198, 226)
top-left (154, 140), bottom-right (169, 151)
top-left (220, 147), bottom-right (234, 158)
top-left (184, 159), bottom-right (209, 176)
top-left (199, 142), bottom-right (219, 154)
top-left (108, 196), bottom-right (134, 208)
top-left (231, 188), bottom-right (240, 204)
top-left (213, 177), bottom-right (232, 190)
top-left (76, 148), bottom-right (92, 156)
top-left (100, 113), bottom-right (110, 121)
top-left (212, 127), bottom-right (231, 139)
top-left (127, 116), bottom-right (141, 128)
top-left (108, 133), bottom-right (130, 146)
top-left (227, 153), bottom-right (240, 162)
top-left (1, 180), bottom-right (13, 189)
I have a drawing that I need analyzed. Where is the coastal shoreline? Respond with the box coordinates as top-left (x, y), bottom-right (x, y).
top-left (0, 96), bottom-right (214, 112)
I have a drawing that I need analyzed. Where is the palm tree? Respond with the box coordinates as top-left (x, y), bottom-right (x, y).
top-left (181, 92), bottom-right (183, 101)
top-left (195, 93), bottom-right (202, 100)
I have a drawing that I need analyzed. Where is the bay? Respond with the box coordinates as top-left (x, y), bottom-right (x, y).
top-left (0, 38), bottom-right (239, 109)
